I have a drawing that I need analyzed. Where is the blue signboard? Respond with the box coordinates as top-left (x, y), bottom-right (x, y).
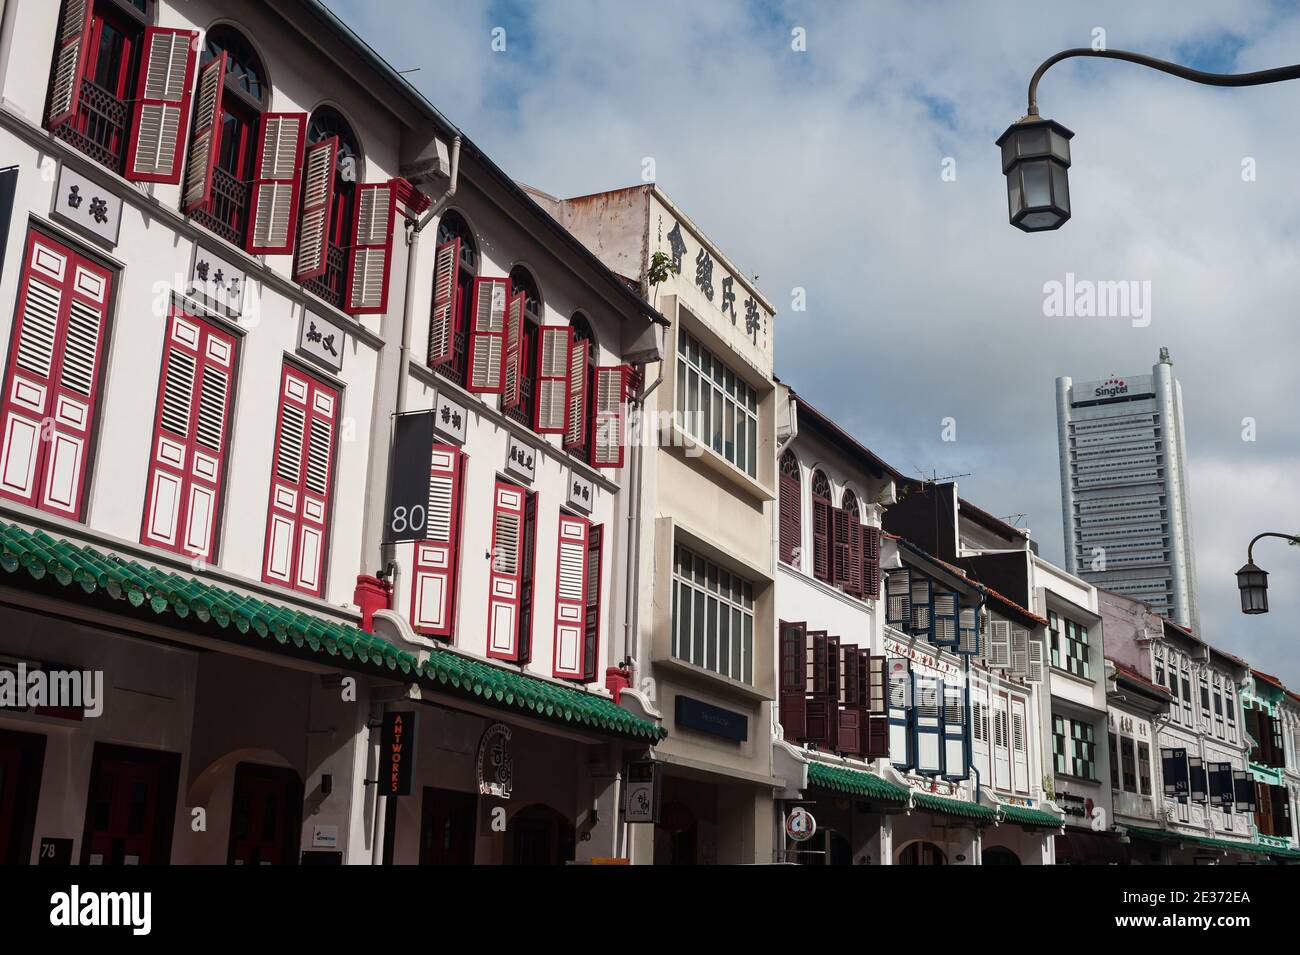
top-left (675, 695), bottom-right (748, 742)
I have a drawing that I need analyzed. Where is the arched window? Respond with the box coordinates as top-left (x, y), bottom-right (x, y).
top-left (567, 314), bottom-right (598, 457)
top-left (898, 841), bottom-right (947, 866)
top-left (189, 26), bottom-right (268, 246)
top-left (430, 211), bottom-right (478, 387)
top-left (841, 488), bottom-right (859, 521)
top-left (505, 265), bottom-right (543, 427)
top-left (778, 450), bottom-right (801, 566)
top-left (982, 846), bottom-right (1021, 866)
top-left (811, 470), bottom-right (833, 583)
top-left (838, 487), bottom-right (864, 596)
top-left (300, 106), bottom-right (362, 307)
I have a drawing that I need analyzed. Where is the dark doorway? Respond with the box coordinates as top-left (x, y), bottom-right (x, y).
top-left (227, 763), bottom-right (303, 865)
top-left (0, 729), bottom-right (46, 865)
top-left (80, 743), bottom-right (180, 865)
top-left (983, 846), bottom-right (1021, 865)
top-left (506, 804), bottom-right (575, 865)
top-left (898, 840), bottom-right (947, 865)
top-left (419, 787), bottom-right (477, 865)
top-left (654, 800), bottom-right (698, 865)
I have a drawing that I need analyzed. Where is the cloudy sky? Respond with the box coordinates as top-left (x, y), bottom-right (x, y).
top-left (329, 0), bottom-right (1300, 685)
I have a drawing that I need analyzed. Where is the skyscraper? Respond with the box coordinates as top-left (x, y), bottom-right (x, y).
top-left (1056, 348), bottom-right (1200, 634)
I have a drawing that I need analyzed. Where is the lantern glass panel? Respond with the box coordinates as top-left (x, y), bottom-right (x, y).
top-left (1021, 210), bottom-right (1062, 230)
top-left (1019, 126), bottom-right (1048, 156)
top-left (1022, 160), bottom-right (1052, 207)
top-left (1051, 163), bottom-right (1070, 213)
top-left (1007, 170), bottom-right (1023, 218)
top-left (1049, 129), bottom-right (1072, 163)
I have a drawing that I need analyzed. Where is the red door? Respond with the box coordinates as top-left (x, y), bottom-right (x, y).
top-left (0, 743), bottom-right (18, 863)
top-left (227, 764), bottom-right (302, 865)
top-left (84, 756), bottom-right (163, 865)
top-left (419, 787), bottom-right (477, 865)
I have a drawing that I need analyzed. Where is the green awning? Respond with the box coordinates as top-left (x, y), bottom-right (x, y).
top-left (805, 761), bottom-right (909, 803)
top-left (1127, 825), bottom-right (1300, 861)
top-left (0, 518), bottom-right (663, 742)
top-left (912, 790), bottom-right (998, 823)
top-left (999, 804), bottom-right (1064, 830)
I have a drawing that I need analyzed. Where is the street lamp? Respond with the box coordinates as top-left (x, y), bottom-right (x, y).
top-left (1000, 49), bottom-right (1300, 232)
top-left (1236, 532), bottom-right (1300, 615)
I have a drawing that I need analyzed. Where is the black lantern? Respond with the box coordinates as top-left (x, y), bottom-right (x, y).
top-left (1236, 561), bottom-right (1269, 615)
top-left (996, 117), bottom-right (1073, 232)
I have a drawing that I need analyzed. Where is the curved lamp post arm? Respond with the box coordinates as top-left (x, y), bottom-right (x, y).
top-left (1246, 531), bottom-right (1300, 564)
top-left (1027, 48), bottom-right (1300, 116)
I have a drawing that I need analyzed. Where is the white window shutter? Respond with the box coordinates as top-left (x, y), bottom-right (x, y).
top-left (426, 239), bottom-right (459, 367)
top-left (563, 337), bottom-right (589, 448)
top-left (1027, 636), bottom-right (1045, 682)
top-left (467, 277), bottom-right (509, 393)
top-left (486, 481), bottom-right (525, 660)
top-left (914, 676), bottom-right (942, 774)
top-left (125, 28), bottom-right (198, 183)
top-left (552, 514), bottom-right (590, 679)
top-left (534, 326), bottom-right (571, 434)
top-left (988, 619), bottom-right (1011, 669)
top-left (885, 568), bottom-right (911, 628)
top-left (293, 136), bottom-right (338, 282)
top-left (942, 681), bottom-right (967, 779)
top-left (182, 53), bottom-right (227, 214)
top-left (46, 0), bottom-right (93, 130)
top-left (411, 445), bottom-right (463, 638)
top-left (909, 575), bottom-right (932, 636)
top-left (591, 365), bottom-right (628, 468)
top-left (1011, 626), bottom-right (1030, 678)
top-left (248, 113), bottom-right (308, 255)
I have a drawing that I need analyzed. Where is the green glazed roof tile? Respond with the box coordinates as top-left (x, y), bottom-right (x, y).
top-left (1127, 825), bottom-right (1300, 861)
top-left (0, 518), bottom-right (662, 742)
top-left (912, 790), bottom-right (998, 822)
top-left (805, 761), bottom-right (910, 803)
top-left (1000, 804), bottom-right (1064, 829)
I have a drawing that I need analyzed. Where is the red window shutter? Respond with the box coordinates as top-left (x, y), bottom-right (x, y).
top-left (778, 471), bottom-right (800, 564)
top-left (124, 27), bottom-right (198, 183)
top-left (410, 444), bottom-right (465, 639)
top-left (0, 230), bottom-right (112, 520)
top-left (582, 524), bottom-right (603, 683)
top-left (140, 310), bottom-right (236, 560)
top-left (46, 0), bottom-right (93, 130)
top-left (862, 525), bottom-right (882, 600)
top-left (812, 496), bottom-right (831, 582)
top-left (552, 513), bottom-right (591, 679)
top-left (466, 277), bottom-right (510, 393)
top-left (345, 180), bottom-right (397, 314)
top-left (426, 239), bottom-right (460, 367)
top-left (534, 326), bottom-right (572, 434)
top-left (563, 337), bottom-right (589, 449)
top-left (293, 136), bottom-right (339, 283)
top-left (502, 291), bottom-right (525, 410)
top-left (778, 621), bottom-right (808, 741)
top-left (246, 113), bottom-right (308, 255)
top-left (590, 364), bottom-right (628, 468)
top-left (486, 481), bottom-right (527, 661)
top-left (181, 52), bottom-right (226, 215)
top-left (262, 365), bottom-right (339, 597)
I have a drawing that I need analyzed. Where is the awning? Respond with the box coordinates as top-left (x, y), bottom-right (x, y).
top-left (0, 518), bottom-right (664, 742)
top-left (1127, 825), bottom-right (1300, 862)
top-left (805, 761), bottom-right (909, 804)
top-left (912, 791), bottom-right (997, 824)
top-left (1000, 804), bottom-right (1064, 830)
top-left (1055, 831), bottom-right (1127, 865)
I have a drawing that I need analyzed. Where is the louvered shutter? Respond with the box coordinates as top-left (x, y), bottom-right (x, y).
top-left (885, 568), bottom-right (910, 628)
top-left (1233, 770), bottom-right (1255, 814)
top-left (804, 630), bottom-right (831, 746)
top-left (958, 602), bottom-right (980, 655)
top-left (888, 657), bottom-right (912, 769)
top-left (591, 365), bottom-right (628, 468)
top-left (845, 518), bottom-right (863, 596)
top-left (778, 471), bottom-right (800, 565)
top-left (46, 0), bottom-right (93, 130)
top-left (778, 621), bottom-right (808, 741)
top-left (563, 337), bottom-right (588, 448)
top-left (467, 277), bottom-right (509, 392)
top-left (502, 292), bottom-right (525, 410)
top-left (247, 113), bottom-right (308, 255)
top-left (410, 444), bottom-right (464, 638)
top-left (0, 231), bottom-right (111, 520)
top-left (932, 590), bottom-right (958, 647)
top-left (426, 239), bottom-right (459, 367)
top-left (125, 28), bottom-right (198, 183)
top-left (1256, 781), bottom-right (1272, 836)
top-left (345, 180), bottom-right (397, 314)
top-left (1010, 699), bottom-right (1028, 792)
top-left (582, 524), bottom-right (603, 683)
top-left (1027, 636), bottom-right (1045, 682)
top-left (865, 715), bottom-right (889, 759)
top-left (914, 675), bottom-right (942, 774)
top-left (812, 495), bottom-right (831, 582)
top-left (534, 326), bottom-right (571, 433)
top-left (862, 525), bottom-right (881, 600)
top-left (1010, 626), bottom-right (1030, 678)
top-left (140, 310), bottom-right (236, 560)
top-left (824, 635), bottom-right (841, 751)
top-left (293, 136), bottom-right (338, 282)
top-left (831, 508), bottom-right (851, 587)
top-left (552, 513), bottom-right (591, 679)
top-left (988, 619), bottom-right (1012, 668)
top-left (261, 365), bottom-right (338, 597)
top-left (486, 481), bottom-right (526, 661)
top-left (942, 681), bottom-right (968, 779)
top-left (182, 53), bottom-right (226, 214)
top-left (909, 575), bottom-right (932, 637)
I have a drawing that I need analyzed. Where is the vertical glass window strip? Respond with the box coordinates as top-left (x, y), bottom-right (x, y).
top-left (674, 332), bottom-right (759, 477)
top-left (670, 543), bottom-right (756, 684)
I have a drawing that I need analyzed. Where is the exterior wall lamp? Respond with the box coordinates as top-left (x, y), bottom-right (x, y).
top-left (1237, 532), bottom-right (1300, 614)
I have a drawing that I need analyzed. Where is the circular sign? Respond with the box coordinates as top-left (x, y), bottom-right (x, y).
top-left (785, 807), bottom-right (817, 843)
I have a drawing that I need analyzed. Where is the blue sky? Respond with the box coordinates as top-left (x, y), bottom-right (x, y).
top-left (328, 0), bottom-right (1300, 685)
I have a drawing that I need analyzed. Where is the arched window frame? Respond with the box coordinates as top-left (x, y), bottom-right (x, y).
top-left (298, 105), bottom-right (363, 307)
top-left (778, 450), bottom-right (801, 566)
top-left (504, 265), bottom-right (543, 427)
top-left (811, 469), bottom-right (833, 583)
top-left (429, 210), bottom-right (479, 388)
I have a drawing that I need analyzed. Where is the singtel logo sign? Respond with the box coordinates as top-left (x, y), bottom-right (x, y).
top-left (1094, 378), bottom-right (1128, 400)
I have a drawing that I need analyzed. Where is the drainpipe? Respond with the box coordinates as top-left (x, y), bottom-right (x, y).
top-left (622, 367), bottom-right (663, 669)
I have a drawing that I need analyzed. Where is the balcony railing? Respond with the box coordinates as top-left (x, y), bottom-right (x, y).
top-left (52, 79), bottom-right (128, 174)
top-left (503, 375), bottom-right (535, 428)
top-left (192, 166), bottom-right (250, 247)
top-left (302, 242), bottom-right (347, 310)
top-left (431, 329), bottom-right (469, 388)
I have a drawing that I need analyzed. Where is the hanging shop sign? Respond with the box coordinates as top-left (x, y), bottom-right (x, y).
top-left (785, 807), bottom-right (817, 843)
top-left (380, 710), bottom-right (417, 797)
top-left (299, 311), bottom-right (345, 372)
top-left (1161, 747), bottom-right (1189, 802)
top-left (52, 163), bottom-right (122, 247)
top-left (623, 760), bottom-right (661, 824)
top-left (384, 411), bottom-right (436, 544)
top-left (477, 722), bottom-right (514, 799)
